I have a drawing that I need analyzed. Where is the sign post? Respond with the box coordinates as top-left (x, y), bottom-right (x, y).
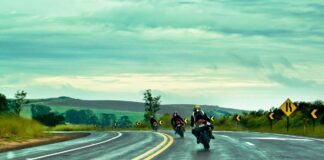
top-left (114, 121), bottom-right (117, 128)
top-left (280, 98), bottom-right (297, 132)
top-left (311, 109), bottom-right (318, 131)
top-left (303, 118), bottom-right (307, 134)
top-left (235, 115), bottom-right (241, 128)
top-left (269, 112), bottom-right (274, 130)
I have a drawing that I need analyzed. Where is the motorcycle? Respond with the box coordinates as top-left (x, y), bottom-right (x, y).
top-left (175, 120), bottom-right (185, 138)
top-left (152, 121), bottom-right (158, 131)
top-left (195, 119), bottom-right (213, 150)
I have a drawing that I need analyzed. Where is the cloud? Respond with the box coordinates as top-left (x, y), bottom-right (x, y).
top-left (0, 0), bottom-right (324, 109)
top-left (230, 54), bottom-right (264, 69)
top-left (267, 72), bottom-right (320, 88)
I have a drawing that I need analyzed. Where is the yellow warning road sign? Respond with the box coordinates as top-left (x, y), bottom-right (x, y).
top-left (269, 112), bottom-right (274, 120)
top-left (311, 109), bottom-right (318, 119)
top-left (159, 120), bottom-right (164, 125)
top-left (236, 115), bottom-right (241, 122)
top-left (184, 118), bottom-right (189, 124)
top-left (280, 98), bottom-right (297, 117)
top-left (210, 116), bottom-right (215, 122)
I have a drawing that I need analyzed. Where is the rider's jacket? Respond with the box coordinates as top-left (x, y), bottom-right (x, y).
top-left (150, 117), bottom-right (157, 126)
top-left (190, 110), bottom-right (211, 127)
top-left (171, 115), bottom-right (184, 127)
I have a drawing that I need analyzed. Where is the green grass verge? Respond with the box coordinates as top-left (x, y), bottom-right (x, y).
top-left (214, 124), bottom-right (324, 139)
top-left (0, 115), bottom-right (47, 141)
top-left (49, 124), bottom-right (97, 131)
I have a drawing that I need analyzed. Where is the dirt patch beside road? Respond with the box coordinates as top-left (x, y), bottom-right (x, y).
top-left (0, 133), bottom-right (89, 153)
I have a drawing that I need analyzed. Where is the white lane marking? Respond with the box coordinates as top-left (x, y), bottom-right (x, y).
top-left (243, 137), bottom-right (313, 141)
top-left (26, 132), bottom-right (122, 160)
top-left (218, 135), bottom-right (239, 143)
top-left (6, 152), bottom-right (15, 159)
top-left (245, 142), bottom-right (255, 146)
top-left (219, 135), bottom-right (231, 138)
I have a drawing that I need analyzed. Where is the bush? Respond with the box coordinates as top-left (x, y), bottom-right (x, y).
top-left (33, 113), bottom-right (65, 127)
top-left (159, 113), bottom-right (171, 129)
top-left (0, 115), bottom-right (46, 140)
top-left (117, 116), bottom-right (132, 128)
top-left (31, 104), bottom-right (65, 126)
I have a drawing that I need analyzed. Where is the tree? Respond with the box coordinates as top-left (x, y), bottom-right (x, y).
top-left (31, 104), bottom-right (51, 118)
top-left (78, 109), bottom-right (97, 125)
top-left (143, 89), bottom-right (161, 121)
top-left (100, 113), bottom-right (117, 128)
top-left (65, 109), bottom-right (80, 124)
top-left (88, 114), bottom-right (99, 126)
top-left (13, 90), bottom-right (27, 115)
top-left (65, 109), bottom-right (99, 125)
top-left (118, 116), bottom-right (132, 128)
top-left (30, 104), bottom-right (65, 126)
top-left (0, 93), bottom-right (8, 113)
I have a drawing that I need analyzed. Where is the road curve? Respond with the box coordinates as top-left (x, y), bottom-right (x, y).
top-left (155, 131), bottom-right (324, 160)
top-left (0, 131), bottom-right (172, 160)
top-left (1, 131), bottom-right (324, 160)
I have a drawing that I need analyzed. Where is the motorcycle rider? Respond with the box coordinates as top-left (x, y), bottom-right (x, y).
top-left (171, 112), bottom-right (185, 132)
top-left (150, 115), bottom-right (158, 130)
top-left (190, 105), bottom-right (215, 143)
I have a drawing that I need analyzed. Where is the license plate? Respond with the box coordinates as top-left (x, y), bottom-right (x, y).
top-left (199, 124), bottom-right (205, 127)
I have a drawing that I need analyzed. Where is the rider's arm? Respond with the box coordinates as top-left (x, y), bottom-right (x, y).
top-left (179, 116), bottom-right (184, 122)
top-left (204, 114), bottom-right (211, 122)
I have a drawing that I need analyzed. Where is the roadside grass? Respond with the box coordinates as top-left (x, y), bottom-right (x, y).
top-left (49, 124), bottom-right (97, 131)
top-left (214, 124), bottom-right (324, 139)
top-left (250, 125), bottom-right (324, 139)
top-left (0, 115), bottom-right (47, 141)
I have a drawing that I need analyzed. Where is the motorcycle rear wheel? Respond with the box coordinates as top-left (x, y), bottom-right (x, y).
top-left (201, 131), bottom-right (210, 150)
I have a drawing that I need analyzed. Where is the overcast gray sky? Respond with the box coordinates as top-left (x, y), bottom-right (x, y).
top-left (1, 0), bottom-right (324, 110)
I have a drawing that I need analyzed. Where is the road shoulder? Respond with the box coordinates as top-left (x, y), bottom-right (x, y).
top-left (0, 133), bottom-right (89, 153)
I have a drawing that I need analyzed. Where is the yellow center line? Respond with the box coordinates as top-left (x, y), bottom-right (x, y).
top-left (132, 132), bottom-right (169, 160)
top-left (144, 133), bottom-right (174, 160)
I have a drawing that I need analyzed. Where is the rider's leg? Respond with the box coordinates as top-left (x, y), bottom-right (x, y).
top-left (209, 125), bottom-right (215, 139)
top-left (192, 127), bottom-right (201, 143)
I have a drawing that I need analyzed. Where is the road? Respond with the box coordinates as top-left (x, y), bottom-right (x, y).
top-left (1, 130), bottom-right (324, 160)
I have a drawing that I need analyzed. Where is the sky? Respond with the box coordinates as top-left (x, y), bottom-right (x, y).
top-left (0, 0), bottom-right (324, 110)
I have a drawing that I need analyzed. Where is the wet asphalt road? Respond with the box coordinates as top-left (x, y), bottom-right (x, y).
top-left (1, 131), bottom-right (324, 160)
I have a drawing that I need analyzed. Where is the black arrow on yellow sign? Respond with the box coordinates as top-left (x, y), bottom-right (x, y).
top-left (269, 112), bottom-right (274, 120)
top-left (184, 118), bottom-right (189, 124)
top-left (210, 116), bottom-right (215, 122)
top-left (311, 109), bottom-right (318, 131)
top-left (311, 109), bottom-right (318, 119)
top-left (159, 120), bottom-right (164, 125)
top-left (236, 115), bottom-right (241, 122)
top-left (269, 112), bottom-right (274, 130)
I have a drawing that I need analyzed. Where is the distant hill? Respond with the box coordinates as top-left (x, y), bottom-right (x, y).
top-left (29, 97), bottom-right (245, 118)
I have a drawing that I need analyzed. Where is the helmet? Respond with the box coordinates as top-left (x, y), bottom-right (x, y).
top-left (193, 105), bottom-right (201, 111)
top-left (173, 112), bottom-right (178, 117)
